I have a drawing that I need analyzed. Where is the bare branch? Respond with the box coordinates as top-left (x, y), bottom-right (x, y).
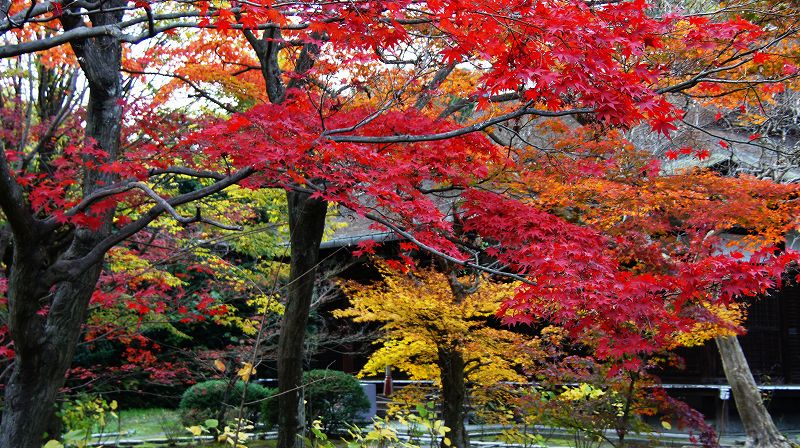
top-left (58, 182), bottom-right (138, 220)
top-left (437, 92), bottom-right (521, 120)
top-left (123, 68), bottom-right (238, 114)
top-left (414, 62), bottom-right (456, 110)
top-left (45, 166), bottom-right (254, 282)
top-left (0, 0), bottom-right (52, 32)
top-left (657, 28), bottom-right (799, 95)
top-left (1, 21), bottom-right (123, 58)
top-left (363, 212), bottom-right (535, 285)
top-left (326, 104), bottom-right (593, 144)
top-left (375, 46), bottom-right (418, 65)
top-left (148, 166), bottom-right (227, 180)
top-left (127, 181), bottom-right (243, 230)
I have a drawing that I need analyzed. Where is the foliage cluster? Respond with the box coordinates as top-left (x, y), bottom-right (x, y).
top-left (502, 327), bottom-right (719, 448)
top-left (50, 394), bottom-right (120, 448)
top-left (2, 0), bottom-right (800, 444)
top-left (187, 416), bottom-right (258, 448)
top-left (337, 264), bottom-right (530, 384)
top-left (266, 369), bottom-right (371, 434)
top-left (179, 379), bottom-right (275, 426)
top-left (308, 403), bottom-right (451, 448)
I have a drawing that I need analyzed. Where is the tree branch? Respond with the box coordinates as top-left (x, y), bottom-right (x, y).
top-left (0, 142), bottom-right (37, 240)
top-left (127, 181), bottom-right (243, 230)
top-left (286, 32), bottom-right (323, 91)
top-left (414, 62), bottom-right (456, 110)
top-left (657, 28), bottom-right (799, 95)
top-left (148, 166), bottom-right (227, 180)
top-left (45, 165), bottom-right (232, 228)
top-left (122, 68), bottom-right (238, 114)
top-left (363, 212), bottom-right (535, 285)
top-left (326, 104), bottom-right (593, 144)
top-left (437, 92), bottom-right (521, 120)
top-left (262, 26), bottom-right (286, 103)
top-left (45, 166), bottom-right (254, 282)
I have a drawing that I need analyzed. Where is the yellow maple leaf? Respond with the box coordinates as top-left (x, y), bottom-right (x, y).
top-left (237, 362), bottom-right (256, 382)
top-left (186, 426), bottom-right (204, 436)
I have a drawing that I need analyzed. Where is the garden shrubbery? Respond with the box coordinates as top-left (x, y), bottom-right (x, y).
top-left (261, 369), bottom-right (370, 433)
top-left (180, 379), bottom-right (275, 425)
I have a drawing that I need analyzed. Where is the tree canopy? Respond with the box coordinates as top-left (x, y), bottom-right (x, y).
top-left (2, 0), bottom-right (800, 446)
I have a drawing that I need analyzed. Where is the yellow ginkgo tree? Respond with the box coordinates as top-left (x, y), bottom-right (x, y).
top-left (336, 263), bottom-right (541, 448)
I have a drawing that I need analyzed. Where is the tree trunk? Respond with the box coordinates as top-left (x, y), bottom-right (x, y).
top-left (715, 336), bottom-right (791, 448)
top-left (0, 259), bottom-right (102, 447)
top-left (613, 373), bottom-right (638, 448)
top-left (277, 191), bottom-right (327, 448)
top-left (0, 5), bottom-right (123, 446)
top-left (438, 347), bottom-right (469, 448)
top-left (241, 24), bottom-right (325, 448)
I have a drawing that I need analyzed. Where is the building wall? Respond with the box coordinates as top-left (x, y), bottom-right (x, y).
top-left (664, 285), bottom-right (800, 385)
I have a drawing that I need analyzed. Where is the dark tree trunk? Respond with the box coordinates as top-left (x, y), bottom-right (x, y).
top-left (437, 347), bottom-right (469, 448)
top-left (240, 26), bottom-right (325, 448)
top-left (432, 261), bottom-right (473, 448)
top-left (277, 191), bottom-right (327, 448)
top-left (241, 25), bottom-right (327, 448)
top-left (715, 336), bottom-right (791, 448)
top-left (613, 373), bottom-right (638, 448)
top-left (0, 257), bottom-right (103, 447)
top-left (0, 4), bottom-right (123, 446)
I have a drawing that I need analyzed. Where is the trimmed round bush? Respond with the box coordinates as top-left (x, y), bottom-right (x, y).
top-left (180, 379), bottom-right (274, 425)
top-left (261, 370), bottom-right (369, 433)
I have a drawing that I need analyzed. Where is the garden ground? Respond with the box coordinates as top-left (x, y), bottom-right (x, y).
top-left (80, 408), bottom-right (800, 447)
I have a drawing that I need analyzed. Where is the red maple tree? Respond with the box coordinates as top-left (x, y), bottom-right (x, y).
top-left (1, 0), bottom-right (799, 447)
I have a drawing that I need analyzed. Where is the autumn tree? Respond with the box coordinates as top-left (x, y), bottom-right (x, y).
top-left (337, 263), bottom-right (538, 448)
top-left (490, 119), bottom-right (800, 446)
top-left (652, 6), bottom-right (800, 441)
top-left (115, 1), bottom-right (800, 444)
top-left (3, 1), bottom-right (800, 447)
top-left (0, 22), bottom-right (262, 446)
top-left (511, 326), bottom-right (719, 448)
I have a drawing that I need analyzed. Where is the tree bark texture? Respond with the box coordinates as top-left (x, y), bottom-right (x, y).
top-left (437, 347), bottom-right (469, 448)
top-left (277, 191), bottom-right (327, 448)
top-left (0, 259), bottom-right (103, 447)
top-left (0, 4), bottom-right (124, 446)
top-left (715, 336), bottom-right (791, 448)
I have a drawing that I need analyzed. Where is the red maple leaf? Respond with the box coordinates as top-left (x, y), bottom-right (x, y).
top-left (650, 117), bottom-right (678, 137)
top-left (752, 52), bottom-right (768, 64)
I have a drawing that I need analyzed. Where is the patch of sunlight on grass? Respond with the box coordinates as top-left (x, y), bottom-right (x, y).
top-left (92, 407), bottom-right (183, 440)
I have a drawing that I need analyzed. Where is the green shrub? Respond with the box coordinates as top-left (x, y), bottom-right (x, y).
top-left (258, 387), bottom-right (278, 428)
top-left (261, 370), bottom-right (369, 433)
top-left (180, 380), bottom-right (274, 425)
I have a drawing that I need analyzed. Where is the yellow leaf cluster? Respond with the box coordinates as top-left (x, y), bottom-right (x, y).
top-left (107, 247), bottom-right (185, 289)
top-left (336, 264), bottom-right (533, 385)
top-left (237, 362), bottom-right (256, 382)
top-left (670, 303), bottom-right (747, 348)
top-left (208, 295), bottom-right (283, 336)
top-left (558, 383), bottom-right (606, 401)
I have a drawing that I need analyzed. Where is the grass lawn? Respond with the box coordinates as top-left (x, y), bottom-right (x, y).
top-left (83, 409), bottom-right (686, 448)
top-left (88, 407), bottom-right (182, 439)
top-left (85, 408), bottom-right (278, 447)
